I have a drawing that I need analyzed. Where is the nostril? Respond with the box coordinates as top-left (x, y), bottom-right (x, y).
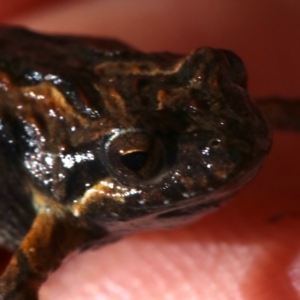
top-left (209, 138), bottom-right (222, 148)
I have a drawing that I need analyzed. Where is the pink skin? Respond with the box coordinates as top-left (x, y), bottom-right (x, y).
top-left (1, 1), bottom-right (300, 299)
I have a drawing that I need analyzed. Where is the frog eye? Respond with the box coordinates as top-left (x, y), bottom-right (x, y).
top-left (103, 130), bottom-right (165, 184)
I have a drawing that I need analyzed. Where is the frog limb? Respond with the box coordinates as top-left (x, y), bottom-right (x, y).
top-left (257, 97), bottom-right (300, 131)
top-left (0, 211), bottom-right (109, 300)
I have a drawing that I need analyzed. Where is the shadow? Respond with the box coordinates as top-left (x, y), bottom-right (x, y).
top-left (0, 248), bottom-right (12, 276)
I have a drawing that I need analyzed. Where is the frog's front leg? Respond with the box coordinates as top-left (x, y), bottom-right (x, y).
top-left (257, 97), bottom-right (300, 131)
top-left (0, 210), bottom-right (109, 300)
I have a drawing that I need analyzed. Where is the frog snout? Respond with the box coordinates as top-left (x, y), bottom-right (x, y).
top-left (219, 49), bottom-right (248, 88)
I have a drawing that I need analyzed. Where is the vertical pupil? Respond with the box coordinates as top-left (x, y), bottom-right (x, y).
top-left (120, 151), bottom-right (148, 171)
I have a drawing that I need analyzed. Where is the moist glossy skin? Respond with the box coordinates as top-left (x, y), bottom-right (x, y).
top-left (0, 26), bottom-right (271, 299)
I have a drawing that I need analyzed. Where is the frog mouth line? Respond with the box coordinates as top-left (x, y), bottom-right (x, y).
top-left (155, 199), bottom-right (224, 219)
top-left (141, 186), bottom-right (240, 222)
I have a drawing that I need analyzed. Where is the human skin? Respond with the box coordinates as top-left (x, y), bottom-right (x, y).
top-left (0, 0), bottom-right (300, 299)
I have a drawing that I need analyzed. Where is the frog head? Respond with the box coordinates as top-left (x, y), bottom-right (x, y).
top-left (65, 47), bottom-right (271, 232)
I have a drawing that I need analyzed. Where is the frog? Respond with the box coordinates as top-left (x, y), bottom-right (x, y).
top-left (0, 25), bottom-right (294, 300)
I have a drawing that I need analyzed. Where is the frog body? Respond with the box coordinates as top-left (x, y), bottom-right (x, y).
top-left (0, 26), bottom-right (271, 299)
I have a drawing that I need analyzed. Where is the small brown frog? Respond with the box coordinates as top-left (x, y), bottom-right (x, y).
top-left (0, 25), bottom-right (297, 300)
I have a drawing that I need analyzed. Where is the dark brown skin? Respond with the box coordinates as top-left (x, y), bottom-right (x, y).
top-left (0, 26), bottom-right (276, 299)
